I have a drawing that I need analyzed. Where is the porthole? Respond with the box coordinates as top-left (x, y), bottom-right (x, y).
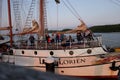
top-left (61, 70), bottom-right (64, 73)
top-left (87, 49), bottom-right (92, 54)
top-left (22, 51), bottom-right (24, 54)
top-left (69, 51), bottom-right (74, 55)
top-left (50, 51), bottom-right (54, 55)
top-left (34, 51), bottom-right (37, 55)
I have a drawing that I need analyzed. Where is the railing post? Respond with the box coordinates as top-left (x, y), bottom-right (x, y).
top-left (70, 41), bottom-right (71, 48)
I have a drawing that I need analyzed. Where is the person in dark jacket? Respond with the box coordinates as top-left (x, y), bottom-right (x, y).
top-left (29, 35), bottom-right (35, 46)
top-left (76, 30), bottom-right (83, 44)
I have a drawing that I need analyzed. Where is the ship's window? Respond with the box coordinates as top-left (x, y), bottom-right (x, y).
top-left (69, 51), bottom-right (74, 55)
top-left (34, 51), bottom-right (37, 55)
top-left (50, 51), bottom-right (54, 55)
top-left (61, 70), bottom-right (64, 73)
top-left (22, 51), bottom-right (24, 54)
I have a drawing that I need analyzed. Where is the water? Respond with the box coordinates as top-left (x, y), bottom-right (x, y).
top-left (96, 32), bottom-right (120, 48)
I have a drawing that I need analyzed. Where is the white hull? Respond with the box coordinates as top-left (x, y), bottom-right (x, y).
top-left (2, 47), bottom-right (120, 78)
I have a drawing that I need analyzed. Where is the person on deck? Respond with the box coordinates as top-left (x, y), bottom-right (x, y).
top-left (51, 33), bottom-right (55, 43)
top-left (76, 30), bottom-right (83, 44)
top-left (45, 33), bottom-right (51, 43)
top-left (56, 33), bottom-right (60, 43)
top-left (66, 35), bottom-right (73, 47)
top-left (51, 33), bottom-right (55, 48)
top-left (68, 35), bottom-right (73, 43)
top-left (61, 35), bottom-right (67, 49)
top-left (0, 35), bottom-right (4, 40)
top-left (60, 34), bottom-right (64, 42)
top-left (84, 29), bottom-right (94, 41)
top-left (29, 35), bottom-right (35, 46)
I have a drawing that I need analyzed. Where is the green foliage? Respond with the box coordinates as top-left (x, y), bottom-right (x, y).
top-left (48, 30), bottom-right (59, 33)
top-left (48, 24), bottom-right (120, 33)
top-left (48, 29), bottom-right (72, 33)
top-left (61, 29), bottom-right (72, 32)
top-left (90, 24), bottom-right (120, 33)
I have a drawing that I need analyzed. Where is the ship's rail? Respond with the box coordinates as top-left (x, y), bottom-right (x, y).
top-left (13, 35), bottom-right (102, 50)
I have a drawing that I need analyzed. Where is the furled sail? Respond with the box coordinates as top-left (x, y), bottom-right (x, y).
top-left (55, 20), bottom-right (88, 34)
top-left (64, 20), bottom-right (87, 34)
top-left (19, 20), bottom-right (39, 35)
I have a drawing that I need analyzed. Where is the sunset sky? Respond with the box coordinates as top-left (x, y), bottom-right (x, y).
top-left (0, 0), bottom-right (120, 30)
top-left (47, 0), bottom-right (120, 30)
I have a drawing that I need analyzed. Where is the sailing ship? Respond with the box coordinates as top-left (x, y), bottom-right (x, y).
top-left (1, 0), bottom-right (120, 79)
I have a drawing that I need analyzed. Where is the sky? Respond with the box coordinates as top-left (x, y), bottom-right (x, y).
top-left (0, 0), bottom-right (120, 30)
top-left (47, 0), bottom-right (120, 30)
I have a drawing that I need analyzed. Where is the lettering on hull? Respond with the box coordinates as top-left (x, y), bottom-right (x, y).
top-left (39, 58), bottom-right (86, 66)
top-left (59, 58), bottom-right (86, 65)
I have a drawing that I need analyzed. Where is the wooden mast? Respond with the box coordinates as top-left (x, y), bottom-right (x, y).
top-left (40, 0), bottom-right (44, 37)
top-left (7, 0), bottom-right (13, 47)
top-left (0, 0), bottom-right (2, 27)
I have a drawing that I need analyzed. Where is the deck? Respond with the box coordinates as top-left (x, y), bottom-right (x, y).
top-left (14, 40), bottom-right (101, 50)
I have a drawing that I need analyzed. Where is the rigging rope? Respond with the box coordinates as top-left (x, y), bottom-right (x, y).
top-left (0, 0), bottom-right (2, 27)
top-left (62, 0), bottom-right (81, 21)
top-left (56, 4), bottom-right (59, 30)
top-left (62, 0), bottom-right (79, 20)
top-left (21, 0), bottom-right (27, 25)
top-left (116, 0), bottom-right (120, 3)
top-left (66, 0), bottom-right (81, 20)
top-left (110, 0), bottom-right (120, 7)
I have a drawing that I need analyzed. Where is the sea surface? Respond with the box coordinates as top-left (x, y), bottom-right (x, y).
top-left (96, 32), bottom-right (120, 48)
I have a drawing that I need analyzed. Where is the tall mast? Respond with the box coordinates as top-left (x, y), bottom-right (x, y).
top-left (40, 0), bottom-right (44, 37)
top-left (8, 0), bottom-right (13, 47)
top-left (0, 0), bottom-right (2, 28)
top-left (39, 0), bottom-right (47, 39)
